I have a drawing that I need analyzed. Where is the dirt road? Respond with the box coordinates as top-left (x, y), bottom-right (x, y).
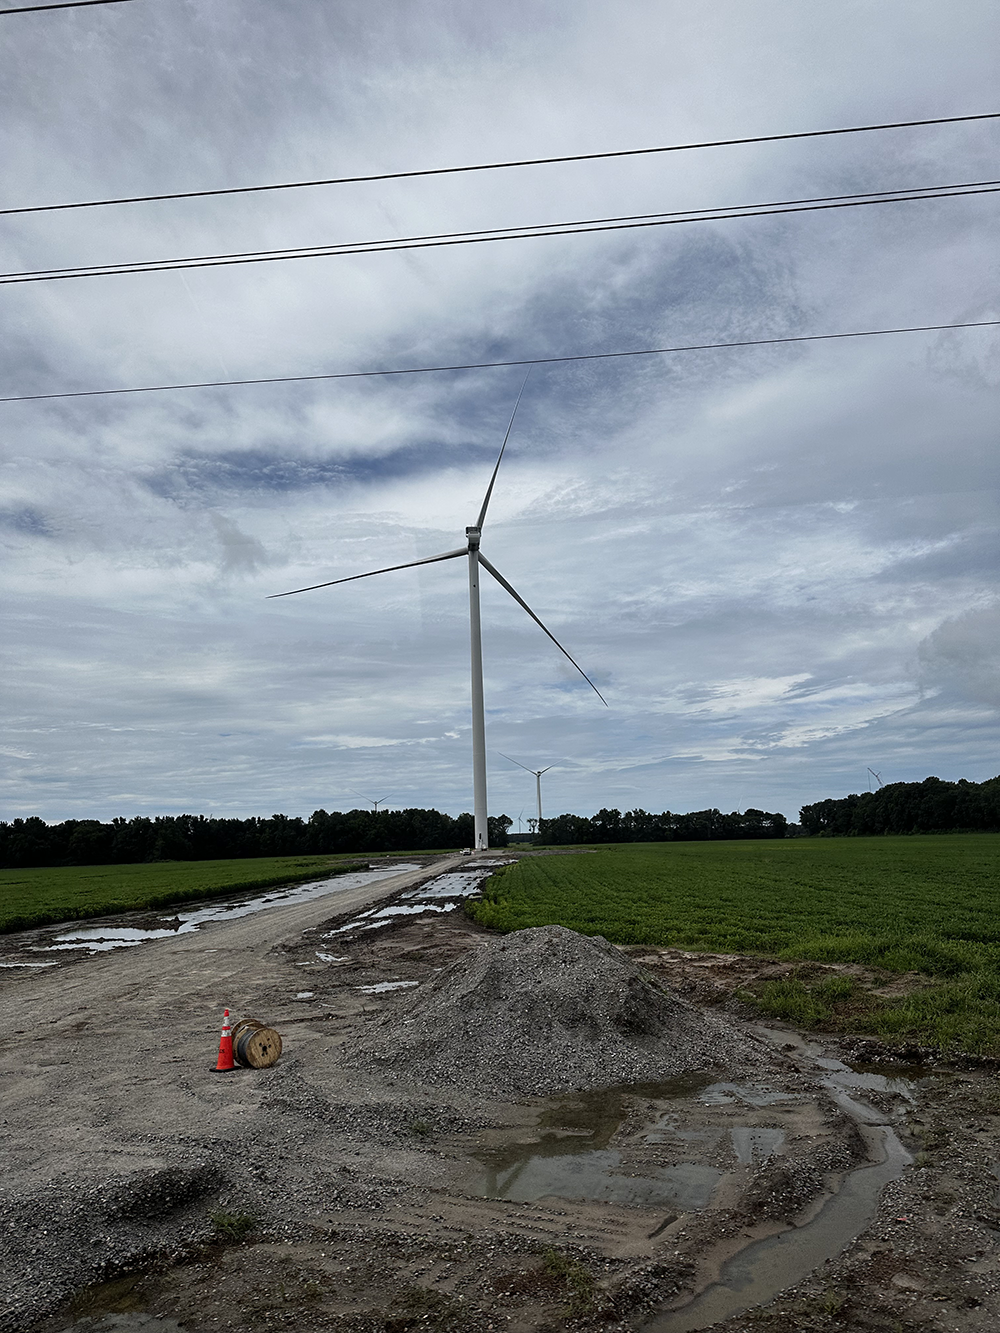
top-left (2, 855), bottom-right (471, 1326)
top-left (3, 855), bottom-right (1000, 1333)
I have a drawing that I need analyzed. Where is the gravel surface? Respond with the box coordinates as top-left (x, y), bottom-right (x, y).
top-left (344, 924), bottom-right (774, 1095)
top-left (5, 860), bottom-right (1000, 1333)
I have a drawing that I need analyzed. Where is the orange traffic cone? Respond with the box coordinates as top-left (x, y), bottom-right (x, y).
top-left (211, 1008), bottom-right (236, 1072)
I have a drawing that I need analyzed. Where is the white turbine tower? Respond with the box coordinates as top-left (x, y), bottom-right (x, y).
top-left (499, 753), bottom-right (555, 833)
top-left (270, 384), bottom-right (607, 851)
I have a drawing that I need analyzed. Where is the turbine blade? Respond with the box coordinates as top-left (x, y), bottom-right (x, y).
top-left (479, 553), bottom-right (608, 706)
top-left (476, 369), bottom-right (530, 531)
top-left (538, 765), bottom-right (555, 774)
top-left (497, 751), bottom-right (535, 774)
top-left (268, 546), bottom-right (467, 598)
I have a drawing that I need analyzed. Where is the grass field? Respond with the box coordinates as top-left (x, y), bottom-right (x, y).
top-left (470, 835), bottom-right (1000, 1055)
top-left (0, 855), bottom-right (367, 933)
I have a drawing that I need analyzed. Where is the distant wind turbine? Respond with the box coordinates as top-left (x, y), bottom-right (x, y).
top-left (499, 753), bottom-right (555, 832)
top-left (867, 767), bottom-right (884, 790)
top-left (351, 790), bottom-right (390, 813)
top-left (270, 378), bottom-right (607, 851)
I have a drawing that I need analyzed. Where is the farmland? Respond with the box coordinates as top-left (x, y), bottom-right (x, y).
top-left (470, 835), bottom-right (1000, 1053)
top-left (0, 853), bottom-right (365, 933)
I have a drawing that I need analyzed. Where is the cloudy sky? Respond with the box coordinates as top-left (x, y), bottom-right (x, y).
top-left (1, 0), bottom-right (998, 827)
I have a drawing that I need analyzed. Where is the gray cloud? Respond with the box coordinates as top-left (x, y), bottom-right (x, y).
top-left (1, 1), bottom-right (998, 823)
top-left (919, 604), bottom-right (1000, 708)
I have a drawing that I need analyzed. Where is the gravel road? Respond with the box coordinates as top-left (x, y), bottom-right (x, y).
top-left (4, 853), bottom-right (1000, 1333)
top-left (1, 854), bottom-right (470, 1329)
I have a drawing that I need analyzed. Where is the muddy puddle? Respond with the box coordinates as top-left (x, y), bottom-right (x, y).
top-left (320, 860), bottom-right (511, 944)
top-left (41, 1274), bottom-right (188, 1333)
top-left (648, 1124), bottom-right (911, 1332)
top-left (642, 1041), bottom-right (924, 1331)
top-left (18, 863), bottom-right (423, 958)
top-left (475, 1146), bottom-right (724, 1209)
top-left (358, 979), bottom-right (420, 994)
top-left (461, 1046), bottom-right (924, 1332)
top-left (467, 1075), bottom-right (798, 1211)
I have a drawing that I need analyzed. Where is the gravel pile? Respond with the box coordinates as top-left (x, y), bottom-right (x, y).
top-left (345, 924), bottom-right (771, 1095)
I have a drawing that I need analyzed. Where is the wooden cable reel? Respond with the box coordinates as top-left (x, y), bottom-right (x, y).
top-left (231, 1017), bottom-right (282, 1069)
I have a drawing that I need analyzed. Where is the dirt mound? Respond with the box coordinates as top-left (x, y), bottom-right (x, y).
top-left (346, 924), bottom-right (770, 1094)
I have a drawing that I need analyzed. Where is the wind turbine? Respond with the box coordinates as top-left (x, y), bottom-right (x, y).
top-left (351, 791), bottom-right (390, 813)
top-left (867, 768), bottom-right (884, 790)
top-left (499, 753), bottom-right (555, 832)
top-left (269, 381), bottom-right (607, 851)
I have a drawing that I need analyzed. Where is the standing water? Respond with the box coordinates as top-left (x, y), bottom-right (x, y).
top-left (644, 1047), bottom-right (920, 1331)
top-left (25, 864), bottom-right (423, 955)
top-left (646, 1123), bottom-right (911, 1332)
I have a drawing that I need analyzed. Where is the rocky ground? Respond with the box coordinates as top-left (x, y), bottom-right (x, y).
top-left (1, 852), bottom-right (999, 1333)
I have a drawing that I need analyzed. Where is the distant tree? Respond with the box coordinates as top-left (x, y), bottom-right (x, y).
top-left (538, 804), bottom-right (790, 845)
top-left (487, 814), bottom-right (512, 846)
top-left (538, 812), bottom-right (595, 845)
top-left (591, 808), bottom-right (624, 841)
top-left (799, 775), bottom-right (1000, 836)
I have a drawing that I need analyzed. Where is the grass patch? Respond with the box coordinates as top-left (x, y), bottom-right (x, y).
top-left (0, 855), bottom-right (367, 933)
top-left (469, 835), bottom-right (1000, 1055)
top-left (742, 967), bottom-right (1000, 1053)
top-left (540, 1247), bottom-right (599, 1317)
top-left (386, 1285), bottom-right (465, 1331)
top-left (209, 1208), bottom-right (258, 1242)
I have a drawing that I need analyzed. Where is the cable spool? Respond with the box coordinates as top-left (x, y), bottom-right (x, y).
top-left (231, 1017), bottom-right (282, 1069)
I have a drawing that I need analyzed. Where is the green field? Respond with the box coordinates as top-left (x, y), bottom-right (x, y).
top-left (0, 855), bottom-right (366, 933)
top-left (470, 836), bottom-right (1000, 1054)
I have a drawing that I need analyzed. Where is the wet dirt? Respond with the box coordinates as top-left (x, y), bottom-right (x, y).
top-left (3, 862), bottom-right (425, 960)
top-left (648, 1125), bottom-right (912, 1332)
top-left (3, 855), bottom-right (1000, 1333)
top-left (465, 1080), bottom-right (726, 1210)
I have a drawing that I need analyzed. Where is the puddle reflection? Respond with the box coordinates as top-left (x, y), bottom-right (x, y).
top-left (29, 864), bottom-right (422, 955)
top-left (469, 1077), bottom-right (729, 1210)
top-left (358, 980), bottom-right (419, 994)
top-left (327, 862), bottom-right (511, 936)
top-left (699, 1082), bottom-right (796, 1106)
top-left (472, 1147), bottom-right (723, 1209)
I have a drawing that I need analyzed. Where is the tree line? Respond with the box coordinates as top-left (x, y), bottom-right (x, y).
top-left (799, 774), bottom-right (1000, 836)
top-left (0, 808), bottom-right (513, 869)
top-left (538, 806), bottom-right (788, 844)
top-left (0, 804), bottom-right (788, 867)
top-left (2, 775), bottom-right (995, 868)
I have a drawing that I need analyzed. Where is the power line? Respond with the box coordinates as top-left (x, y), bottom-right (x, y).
top-left (2, 111), bottom-right (998, 218)
top-left (0, 0), bottom-right (133, 14)
top-left (1, 318), bottom-right (995, 405)
top-left (3, 178), bottom-right (996, 286)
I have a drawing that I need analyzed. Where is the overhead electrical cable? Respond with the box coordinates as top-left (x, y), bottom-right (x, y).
top-left (0, 0), bottom-right (133, 13)
top-left (2, 178), bottom-right (996, 286)
top-left (1, 319), bottom-right (996, 405)
top-left (2, 111), bottom-right (998, 217)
